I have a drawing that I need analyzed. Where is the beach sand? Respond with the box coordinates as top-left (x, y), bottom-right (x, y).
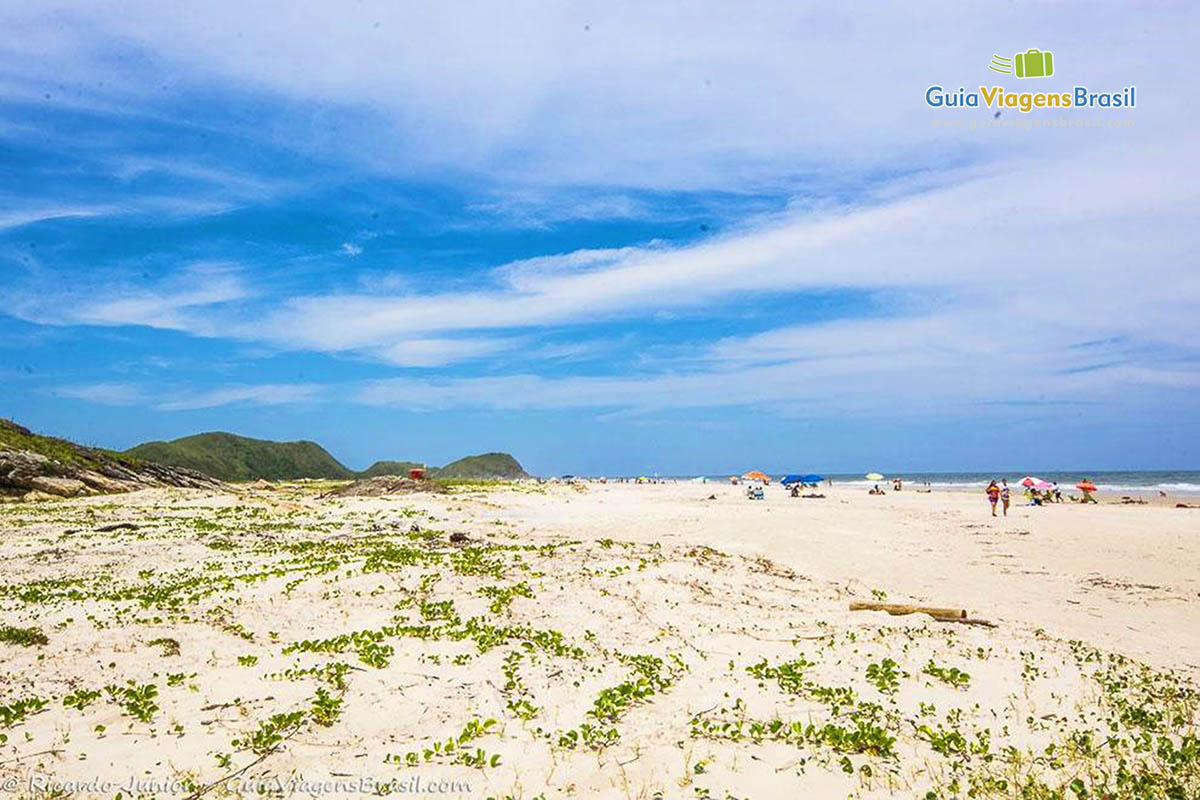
top-left (0, 482), bottom-right (1196, 798)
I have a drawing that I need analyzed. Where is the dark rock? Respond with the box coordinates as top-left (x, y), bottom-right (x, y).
top-left (1, 434), bottom-right (224, 499)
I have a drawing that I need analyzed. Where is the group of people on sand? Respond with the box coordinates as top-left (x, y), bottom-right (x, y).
top-left (985, 481), bottom-right (1010, 516)
top-left (986, 479), bottom-right (1074, 515)
top-left (1029, 484), bottom-right (1066, 505)
top-left (866, 478), bottom-right (903, 495)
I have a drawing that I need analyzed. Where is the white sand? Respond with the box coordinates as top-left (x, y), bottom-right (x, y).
top-left (479, 482), bottom-right (1200, 671)
top-left (0, 482), bottom-right (1196, 798)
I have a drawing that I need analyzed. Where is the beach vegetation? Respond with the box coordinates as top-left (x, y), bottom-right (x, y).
top-left (62, 688), bottom-right (102, 710)
top-left (0, 624), bottom-right (48, 646)
top-left (148, 636), bottom-right (180, 656)
top-left (0, 697), bottom-right (48, 728)
top-left (923, 659), bottom-right (971, 688)
top-left (104, 681), bottom-right (159, 723)
top-left (233, 710), bottom-right (307, 755)
top-left (865, 658), bottom-right (902, 695)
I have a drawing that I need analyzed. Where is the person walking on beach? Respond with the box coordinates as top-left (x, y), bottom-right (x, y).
top-left (1001, 480), bottom-right (1011, 516)
top-left (986, 480), bottom-right (1000, 516)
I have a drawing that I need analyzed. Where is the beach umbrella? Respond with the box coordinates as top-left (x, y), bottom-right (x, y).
top-left (784, 473), bottom-right (825, 485)
top-left (1020, 476), bottom-right (1053, 489)
top-left (1076, 480), bottom-right (1097, 492)
top-left (865, 472), bottom-right (885, 481)
top-left (742, 470), bottom-right (771, 483)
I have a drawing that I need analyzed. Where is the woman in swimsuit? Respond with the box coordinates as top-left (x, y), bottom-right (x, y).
top-left (986, 481), bottom-right (1000, 516)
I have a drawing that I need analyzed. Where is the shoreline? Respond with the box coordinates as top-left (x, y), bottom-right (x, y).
top-left (556, 479), bottom-right (1200, 503)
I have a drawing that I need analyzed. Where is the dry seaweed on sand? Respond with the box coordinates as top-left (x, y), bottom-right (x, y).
top-left (320, 475), bottom-right (450, 497)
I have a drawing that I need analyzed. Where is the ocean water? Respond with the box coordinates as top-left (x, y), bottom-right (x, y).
top-left (643, 471), bottom-right (1200, 494)
top-left (808, 471), bottom-right (1198, 494)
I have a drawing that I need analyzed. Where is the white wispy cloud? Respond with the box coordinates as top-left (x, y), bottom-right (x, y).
top-left (56, 382), bottom-right (146, 406)
top-left (109, 156), bottom-right (292, 200)
top-left (466, 191), bottom-right (655, 228)
top-left (0, 206), bottom-right (112, 231)
top-left (9, 262), bottom-right (250, 332)
top-left (354, 344), bottom-right (1198, 416)
top-left (56, 381), bottom-right (322, 411)
top-left (376, 336), bottom-right (525, 367)
top-left (223, 140), bottom-right (1199, 362)
top-left (157, 383), bottom-right (322, 411)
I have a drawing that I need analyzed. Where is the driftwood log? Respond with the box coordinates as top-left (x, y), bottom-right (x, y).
top-left (849, 601), bottom-right (966, 619)
top-left (849, 601), bottom-right (996, 627)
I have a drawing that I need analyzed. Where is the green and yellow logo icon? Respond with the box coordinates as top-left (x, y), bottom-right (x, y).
top-left (989, 49), bottom-right (1055, 78)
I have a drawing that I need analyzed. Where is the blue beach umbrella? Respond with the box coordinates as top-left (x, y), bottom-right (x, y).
top-left (782, 474), bottom-right (824, 485)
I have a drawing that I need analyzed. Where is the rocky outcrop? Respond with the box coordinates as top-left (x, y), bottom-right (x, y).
top-left (1, 420), bottom-right (224, 499)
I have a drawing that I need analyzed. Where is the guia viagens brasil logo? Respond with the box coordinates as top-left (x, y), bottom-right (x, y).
top-left (926, 49), bottom-right (1135, 113)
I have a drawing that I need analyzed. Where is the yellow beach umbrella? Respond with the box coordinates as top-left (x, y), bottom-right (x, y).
top-left (865, 472), bottom-right (885, 481)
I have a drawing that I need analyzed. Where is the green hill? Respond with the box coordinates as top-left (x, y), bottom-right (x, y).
top-left (125, 432), bottom-right (354, 482)
top-left (122, 430), bottom-right (530, 483)
top-left (359, 460), bottom-right (425, 478)
top-left (431, 452), bottom-right (528, 480)
top-left (356, 454), bottom-right (530, 480)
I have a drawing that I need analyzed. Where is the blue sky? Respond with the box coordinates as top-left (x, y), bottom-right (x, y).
top-left (2, 2), bottom-right (1198, 474)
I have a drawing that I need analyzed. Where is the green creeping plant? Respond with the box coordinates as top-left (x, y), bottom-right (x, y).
top-left (0, 697), bottom-right (48, 728)
top-left (479, 581), bottom-right (534, 614)
top-left (233, 710), bottom-right (307, 756)
top-left (0, 624), bottom-right (48, 646)
top-left (866, 659), bottom-right (902, 696)
top-left (62, 688), bottom-right (102, 711)
top-left (104, 682), bottom-right (159, 723)
top-left (923, 660), bottom-right (971, 689)
top-left (392, 717), bottom-right (501, 768)
top-left (310, 687), bottom-right (343, 727)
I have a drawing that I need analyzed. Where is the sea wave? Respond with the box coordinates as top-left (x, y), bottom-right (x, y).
top-left (830, 479), bottom-right (1200, 493)
top-left (1113, 482), bottom-right (1200, 492)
